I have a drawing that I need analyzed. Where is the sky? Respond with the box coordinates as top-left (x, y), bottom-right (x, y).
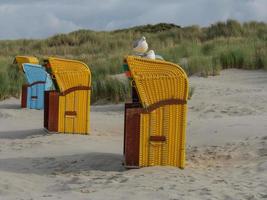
top-left (0, 0), bottom-right (266, 39)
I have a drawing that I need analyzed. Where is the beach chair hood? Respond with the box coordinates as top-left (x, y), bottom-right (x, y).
top-left (14, 56), bottom-right (39, 71)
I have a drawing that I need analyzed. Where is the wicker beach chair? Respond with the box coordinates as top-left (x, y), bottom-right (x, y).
top-left (44, 57), bottom-right (91, 134)
top-left (123, 56), bottom-right (189, 169)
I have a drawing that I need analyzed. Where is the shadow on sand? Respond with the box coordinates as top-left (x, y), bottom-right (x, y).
top-left (0, 152), bottom-right (125, 174)
top-left (91, 104), bottom-right (124, 112)
top-left (0, 129), bottom-right (48, 139)
top-left (0, 103), bottom-right (21, 109)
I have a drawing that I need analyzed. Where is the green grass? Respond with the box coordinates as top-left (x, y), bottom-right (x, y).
top-left (0, 20), bottom-right (266, 102)
top-left (7, 64), bottom-right (25, 98)
top-left (0, 71), bottom-right (9, 100)
top-left (92, 75), bottom-right (130, 104)
top-left (188, 86), bottom-right (195, 100)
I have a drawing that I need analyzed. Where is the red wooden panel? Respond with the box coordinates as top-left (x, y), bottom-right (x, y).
top-left (65, 111), bottom-right (77, 116)
top-left (150, 136), bottom-right (166, 142)
top-left (44, 91), bottom-right (59, 132)
top-left (21, 84), bottom-right (28, 108)
top-left (123, 103), bottom-right (142, 154)
top-left (44, 91), bottom-right (49, 129)
top-left (124, 104), bottom-right (142, 168)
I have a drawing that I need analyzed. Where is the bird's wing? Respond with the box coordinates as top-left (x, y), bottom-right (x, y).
top-left (155, 55), bottom-right (164, 60)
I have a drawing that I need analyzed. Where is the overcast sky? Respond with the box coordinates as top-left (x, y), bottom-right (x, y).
top-left (0, 0), bottom-right (266, 39)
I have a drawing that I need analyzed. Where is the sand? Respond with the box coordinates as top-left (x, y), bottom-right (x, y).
top-left (0, 69), bottom-right (266, 200)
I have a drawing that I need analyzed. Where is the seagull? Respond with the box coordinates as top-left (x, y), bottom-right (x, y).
top-left (133, 36), bottom-right (148, 54)
top-left (145, 50), bottom-right (156, 60)
top-left (155, 54), bottom-right (164, 60)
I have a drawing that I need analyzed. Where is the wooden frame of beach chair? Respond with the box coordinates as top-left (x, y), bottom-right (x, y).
top-left (43, 57), bottom-right (91, 134)
top-left (123, 56), bottom-right (189, 169)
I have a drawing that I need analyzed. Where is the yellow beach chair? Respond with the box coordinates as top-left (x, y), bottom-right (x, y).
top-left (44, 57), bottom-right (91, 134)
top-left (124, 56), bottom-right (189, 169)
top-left (14, 56), bottom-right (39, 71)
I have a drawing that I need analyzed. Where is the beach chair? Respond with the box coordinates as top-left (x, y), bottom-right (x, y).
top-left (22, 63), bottom-right (53, 109)
top-left (44, 57), bottom-right (91, 134)
top-left (14, 56), bottom-right (39, 71)
top-left (123, 56), bottom-right (189, 169)
top-left (13, 56), bottom-right (40, 108)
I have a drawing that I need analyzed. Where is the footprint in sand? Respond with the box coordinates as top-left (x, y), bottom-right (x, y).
top-left (80, 188), bottom-right (96, 193)
top-left (212, 179), bottom-right (227, 184)
top-left (0, 112), bottom-right (11, 118)
top-left (106, 174), bottom-right (128, 184)
top-left (257, 161), bottom-right (267, 172)
top-left (204, 108), bottom-right (215, 113)
top-left (199, 187), bottom-right (211, 196)
top-left (258, 148), bottom-right (267, 157)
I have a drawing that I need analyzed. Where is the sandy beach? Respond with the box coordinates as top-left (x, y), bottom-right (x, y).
top-left (0, 69), bottom-right (266, 200)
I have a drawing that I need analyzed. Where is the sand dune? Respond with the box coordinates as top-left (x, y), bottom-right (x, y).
top-left (0, 69), bottom-right (266, 200)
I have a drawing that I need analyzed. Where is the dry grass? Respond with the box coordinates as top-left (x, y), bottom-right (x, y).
top-left (0, 20), bottom-right (266, 102)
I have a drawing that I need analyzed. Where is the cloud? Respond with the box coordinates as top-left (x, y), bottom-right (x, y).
top-left (0, 3), bottom-right (81, 39)
top-left (0, 0), bottom-right (266, 39)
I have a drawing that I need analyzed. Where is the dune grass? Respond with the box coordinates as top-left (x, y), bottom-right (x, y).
top-left (92, 75), bottom-right (130, 104)
top-left (0, 20), bottom-right (266, 102)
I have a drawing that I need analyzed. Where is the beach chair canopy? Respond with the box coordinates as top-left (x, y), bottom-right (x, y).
top-left (22, 63), bottom-right (54, 91)
top-left (125, 56), bottom-right (189, 108)
top-left (14, 56), bottom-right (39, 70)
top-left (47, 57), bottom-right (91, 94)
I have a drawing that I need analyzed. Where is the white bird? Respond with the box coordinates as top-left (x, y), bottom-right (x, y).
top-left (133, 36), bottom-right (148, 54)
top-left (155, 55), bottom-right (164, 60)
top-left (145, 50), bottom-right (156, 60)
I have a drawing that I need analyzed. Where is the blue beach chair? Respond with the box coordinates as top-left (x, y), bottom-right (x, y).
top-left (22, 63), bottom-right (53, 109)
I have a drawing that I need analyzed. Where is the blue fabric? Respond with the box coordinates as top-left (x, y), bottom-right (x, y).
top-left (45, 74), bottom-right (54, 91)
top-left (22, 63), bottom-right (53, 109)
top-left (26, 84), bottom-right (45, 109)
